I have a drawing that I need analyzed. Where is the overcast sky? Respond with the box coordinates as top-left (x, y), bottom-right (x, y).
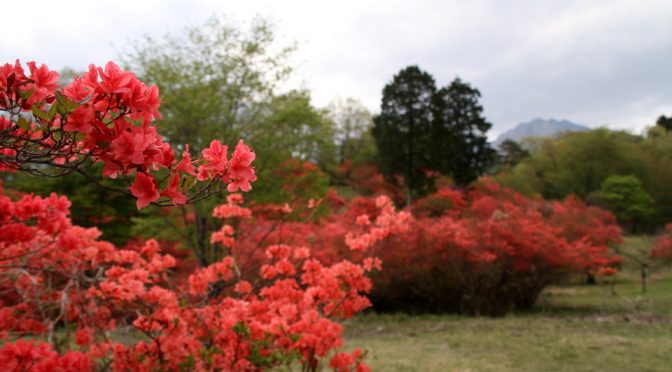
top-left (2, 0), bottom-right (671, 138)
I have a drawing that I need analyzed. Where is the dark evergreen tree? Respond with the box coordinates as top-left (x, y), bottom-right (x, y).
top-left (656, 115), bottom-right (672, 132)
top-left (372, 69), bottom-right (496, 200)
top-left (432, 78), bottom-right (495, 185)
top-left (372, 66), bottom-right (436, 204)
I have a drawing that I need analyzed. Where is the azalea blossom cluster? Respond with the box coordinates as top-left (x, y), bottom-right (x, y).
top-left (0, 60), bottom-right (256, 208)
top-left (193, 191), bottom-right (413, 286)
top-left (0, 184), bottom-right (409, 370)
top-left (0, 340), bottom-right (91, 371)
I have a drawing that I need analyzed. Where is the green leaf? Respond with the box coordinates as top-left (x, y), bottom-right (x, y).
top-left (57, 104), bottom-right (68, 116)
top-left (232, 321), bottom-right (249, 336)
top-left (180, 175), bottom-right (197, 190)
top-left (32, 106), bottom-right (50, 122)
top-left (55, 91), bottom-right (78, 112)
top-left (178, 355), bottom-right (196, 371)
top-left (18, 88), bottom-right (34, 100)
top-left (17, 117), bottom-right (31, 130)
top-left (47, 103), bottom-right (59, 120)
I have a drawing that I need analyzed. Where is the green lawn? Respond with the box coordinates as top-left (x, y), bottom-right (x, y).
top-left (342, 237), bottom-right (672, 371)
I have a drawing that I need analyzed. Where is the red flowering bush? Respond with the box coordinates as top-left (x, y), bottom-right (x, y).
top-left (225, 181), bottom-right (621, 315)
top-left (651, 223), bottom-right (672, 261)
top-left (338, 162), bottom-right (404, 204)
top-left (411, 187), bottom-right (466, 217)
top-left (204, 193), bottom-right (411, 288)
top-left (0, 182), bottom-right (409, 370)
top-left (367, 182), bottom-right (622, 315)
top-left (0, 340), bottom-right (91, 371)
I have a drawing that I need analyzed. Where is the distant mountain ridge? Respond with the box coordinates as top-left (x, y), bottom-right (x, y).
top-left (494, 118), bottom-right (590, 146)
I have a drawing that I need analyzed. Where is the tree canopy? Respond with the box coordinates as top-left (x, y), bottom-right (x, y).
top-left (372, 66), bottom-right (494, 203)
top-left (327, 97), bottom-right (376, 165)
top-left (656, 115), bottom-right (672, 132)
top-left (495, 127), bottom-right (672, 228)
top-left (124, 15), bottom-right (295, 152)
top-left (432, 78), bottom-right (494, 185)
top-left (595, 175), bottom-right (655, 227)
top-left (372, 66), bottom-right (436, 204)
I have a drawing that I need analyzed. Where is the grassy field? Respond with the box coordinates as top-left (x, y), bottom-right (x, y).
top-left (342, 236), bottom-right (672, 371)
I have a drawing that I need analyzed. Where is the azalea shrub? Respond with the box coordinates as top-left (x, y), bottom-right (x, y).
top-left (651, 223), bottom-right (672, 262)
top-left (367, 181), bottom-right (622, 315)
top-left (336, 161), bottom-right (404, 204)
top-left (0, 183), bottom-right (410, 370)
top-left (199, 193), bottom-right (410, 285)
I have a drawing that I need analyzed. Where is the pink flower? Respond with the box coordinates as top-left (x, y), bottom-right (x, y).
top-left (25, 61), bottom-right (59, 103)
top-left (95, 61), bottom-right (135, 95)
top-left (197, 140), bottom-right (229, 181)
top-left (63, 106), bottom-right (95, 134)
top-left (130, 172), bottom-right (159, 209)
top-left (175, 145), bottom-right (196, 176)
top-left (155, 143), bottom-right (176, 169)
top-left (230, 140), bottom-right (256, 180)
top-left (109, 128), bottom-right (155, 166)
top-left (227, 178), bottom-right (253, 192)
top-left (159, 173), bottom-right (187, 205)
top-left (227, 140), bottom-right (257, 191)
top-left (234, 280), bottom-right (253, 294)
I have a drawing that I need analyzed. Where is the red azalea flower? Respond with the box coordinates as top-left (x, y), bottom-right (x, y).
top-left (159, 173), bottom-right (187, 205)
top-left (130, 172), bottom-right (159, 209)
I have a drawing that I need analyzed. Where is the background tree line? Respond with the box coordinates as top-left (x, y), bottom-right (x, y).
top-left (495, 125), bottom-right (672, 232)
